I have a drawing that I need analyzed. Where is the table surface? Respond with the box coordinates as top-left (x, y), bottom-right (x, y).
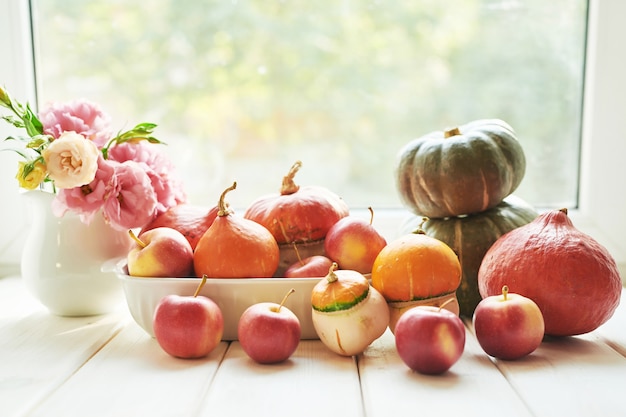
top-left (1, 275), bottom-right (625, 417)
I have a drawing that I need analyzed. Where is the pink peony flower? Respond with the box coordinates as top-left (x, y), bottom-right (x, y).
top-left (108, 141), bottom-right (186, 214)
top-left (101, 160), bottom-right (158, 230)
top-left (51, 155), bottom-right (116, 224)
top-left (39, 99), bottom-right (113, 148)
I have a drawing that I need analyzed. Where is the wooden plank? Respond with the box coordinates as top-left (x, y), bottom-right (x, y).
top-left (593, 288), bottom-right (626, 356)
top-left (0, 310), bottom-right (126, 417)
top-left (485, 331), bottom-right (626, 417)
top-left (358, 328), bottom-right (533, 417)
top-left (0, 275), bottom-right (47, 318)
top-left (197, 340), bottom-right (364, 417)
top-left (25, 322), bottom-right (229, 417)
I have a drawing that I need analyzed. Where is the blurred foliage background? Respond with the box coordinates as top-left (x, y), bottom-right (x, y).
top-left (31, 0), bottom-right (587, 210)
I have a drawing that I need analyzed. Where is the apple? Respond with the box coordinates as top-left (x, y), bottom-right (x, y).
top-left (237, 289), bottom-right (301, 364)
top-left (153, 276), bottom-right (224, 359)
top-left (324, 207), bottom-right (387, 274)
top-left (127, 227), bottom-right (194, 277)
top-left (472, 285), bottom-right (545, 360)
top-left (394, 304), bottom-right (466, 374)
top-left (284, 253), bottom-right (334, 278)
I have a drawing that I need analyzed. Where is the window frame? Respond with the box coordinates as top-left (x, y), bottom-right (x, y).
top-left (0, 0), bottom-right (624, 281)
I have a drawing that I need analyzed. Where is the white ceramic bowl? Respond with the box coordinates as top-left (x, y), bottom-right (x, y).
top-left (112, 260), bottom-right (321, 341)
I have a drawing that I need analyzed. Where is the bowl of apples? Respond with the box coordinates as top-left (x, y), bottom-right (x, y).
top-left (113, 259), bottom-right (324, 341)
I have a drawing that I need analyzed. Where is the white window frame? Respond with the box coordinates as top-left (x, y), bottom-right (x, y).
top-left (0, 0), bottom-right (624, 281)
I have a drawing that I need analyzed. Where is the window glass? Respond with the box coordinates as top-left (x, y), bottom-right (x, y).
top-left (31, 0), bottom-right (588, 210)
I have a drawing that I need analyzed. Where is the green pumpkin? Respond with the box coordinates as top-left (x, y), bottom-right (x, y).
top-left (402, 196), bottom-right (538, 317)
top-left (395, 119), bottom-right (526, 219)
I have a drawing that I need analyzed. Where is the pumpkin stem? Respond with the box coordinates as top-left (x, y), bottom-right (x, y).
top-left (412, 217), bottom-right (428, 235)
top-left (501, 285), bottom-right (509, 301)
top-left (326, 262), bottom-right (340, 283)
top-left (444, 127), bottom-right (461, 138)
top-left (559, 207), bottom-right (568, 215)
top-left (218, 181), bottom-right (237, 216)
top-left (367, 206), bottom-right (374, 226)
top-left (194, 275), bottom-right (208, 297)
top-left (281, 160), bottom-right (302, 196)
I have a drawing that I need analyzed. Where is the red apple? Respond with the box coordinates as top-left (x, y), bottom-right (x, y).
top-left (473, 285), bottom-right (545, 360)
top-left (127, 227), bottom-right (194, 277)
top-left (153, 276), bottom-right (224, 359)
top-left (237, 289), bottom-right (301, 364)
top-left (284, 255), bottom-right (334, 278)
top-left (324, 207), bottom-right (387, 274)
top-left (394, 304), bottom-right (466, 374)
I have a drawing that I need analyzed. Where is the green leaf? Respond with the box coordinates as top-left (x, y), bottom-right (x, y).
top-left (23, 104), bottom-right (44, 136)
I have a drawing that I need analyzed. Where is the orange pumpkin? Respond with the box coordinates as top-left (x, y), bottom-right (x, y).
top-left (244, 160), bottom-right (349, 276)
top-left (141, 204), bottom-right (219, 250)
top-left (243, 160), bottom-right (349, 244)
top-left (478, 208), bottom-right (622, 336)
top-left (194, 182), bottom-right (279, 278)
top-left (371, 229), bottom-right (462, 331)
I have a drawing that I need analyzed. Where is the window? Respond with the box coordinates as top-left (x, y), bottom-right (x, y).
top-left (1, 0), bottom-right (625, 279)
top-left (30, 0), bottom-right (587, 210)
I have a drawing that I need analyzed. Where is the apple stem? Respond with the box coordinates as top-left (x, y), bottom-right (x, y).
top-left (217, 182), bottom-right (237, 217)
top-left (194, 275), bottom-right (208, 297)
top-left (277, 288), bottom-right (296, 312)
top-left (128, 229), bottom-right (147, 249)
top-left (292, 243), bottom-right (305, 265)
top-left (367, 206), bottom-right (374, 226)
top-left (438, 297), bottom-right (456, 312)
top-left (502, 285), bottom-right (509, 301)
top-left (326, 262), bottom-right (339, 283)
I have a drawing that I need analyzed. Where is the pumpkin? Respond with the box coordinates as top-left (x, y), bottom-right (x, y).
top-left (395, 119), bottom-right (526, 218)
top-left (371, 231), bottom-right (462, 332)
top-left (244, 160), bottom-right (349, 276)
top-left (194, 182), bottom-right (280, 278)
top-left (140, 204), bottom-right (219, 250)
top-left (478, 208), bottom-right (622, 336)
top-left (402, 195), bottom-right (538, 317)
top-left (311, 263), bottom-right (389, 356)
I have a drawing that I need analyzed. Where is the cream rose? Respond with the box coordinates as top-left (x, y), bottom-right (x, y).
top-left (42, 131), bottom-right (100, 189)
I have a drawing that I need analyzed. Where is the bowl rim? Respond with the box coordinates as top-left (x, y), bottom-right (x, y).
top-left (109, 258), bottom-right (325, 283)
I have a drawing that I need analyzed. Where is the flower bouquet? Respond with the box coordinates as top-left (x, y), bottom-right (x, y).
top-left (1, 85), bottom-right (187, 315)
top-left (0, 85), bottom-right (186, 231)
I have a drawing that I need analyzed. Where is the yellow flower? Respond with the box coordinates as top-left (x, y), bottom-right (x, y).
top-left (0, 85), bottom-right (10, 107)
top-left (16, 160), bottom-right (47, 190)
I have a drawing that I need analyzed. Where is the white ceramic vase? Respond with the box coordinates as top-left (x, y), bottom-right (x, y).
top-left (20, 190), bottom-right (132, 316)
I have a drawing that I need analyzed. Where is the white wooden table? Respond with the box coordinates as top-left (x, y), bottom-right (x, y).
top-left (1, 275), bottom-right (625, 417)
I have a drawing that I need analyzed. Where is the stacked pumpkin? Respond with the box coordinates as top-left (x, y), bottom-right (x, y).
top-left (394, 119), bottom-right (538, 317)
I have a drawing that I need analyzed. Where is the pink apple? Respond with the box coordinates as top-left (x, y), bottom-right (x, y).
top-left (237, 289), bottom-right (301, 364)
top-left (473, 285), bottom-right (545, 360)
top-left (127, 227), bottom-right (194, 278)
top-left (324, 207), bottom-right (387, 274)
top-left (153, 277), bottom-right (224, 359)
top-left (394, 305), bottom-right (466, 374)
top-left (284, 255), bottom-right (334, 278)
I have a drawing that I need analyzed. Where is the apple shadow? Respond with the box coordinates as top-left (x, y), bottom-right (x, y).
top-left (403, 367), bottom-right (463, 387)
